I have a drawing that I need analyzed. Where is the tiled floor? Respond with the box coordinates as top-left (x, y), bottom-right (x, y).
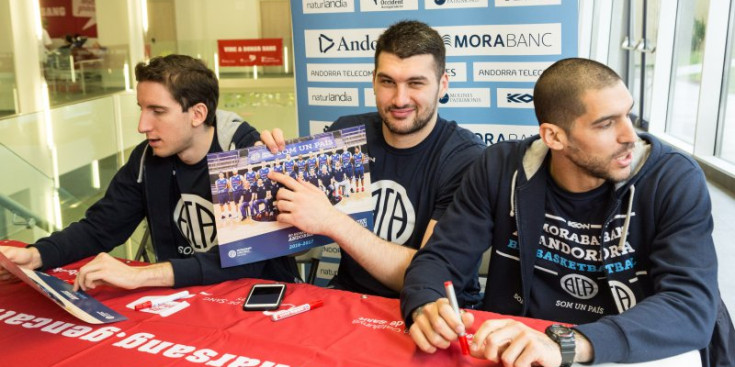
top-left (709, 181), bottom-right (735, 313)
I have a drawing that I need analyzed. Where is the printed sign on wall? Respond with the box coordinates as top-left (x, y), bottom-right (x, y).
top-left (217, 39), bottom-right (284, 67)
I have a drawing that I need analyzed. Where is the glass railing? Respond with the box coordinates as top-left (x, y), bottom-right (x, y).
top-left (0, 92), bottom-right (141, 258)
top-left (0, 79), bottom-right (298, 256)
top-left (0, 142), bottom-right (54, 243)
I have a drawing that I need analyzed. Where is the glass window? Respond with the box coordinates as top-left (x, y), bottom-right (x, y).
top-left (43, 0), bottom-right (128, 107)
top-left (666, 1), bottom-right (710, 144)
top-left (149, 0), bottom-right (294, 80)
top-left (632, 0), bottom-right (661, 126)
top-left (719, 4), bottom-right (735, 164)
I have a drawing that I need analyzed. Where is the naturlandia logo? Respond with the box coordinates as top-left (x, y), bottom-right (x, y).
top-left (302, 0), bottom-right (354, 14)
top-left (305, 0), bottom-right (349, 9)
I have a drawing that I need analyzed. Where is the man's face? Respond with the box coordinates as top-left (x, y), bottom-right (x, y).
top-left (137, 81), bottom-right (197, 158)
top-left (373, 52), bottom-right (448, 136)
top-left (562, 81), bottom-right (638, 184)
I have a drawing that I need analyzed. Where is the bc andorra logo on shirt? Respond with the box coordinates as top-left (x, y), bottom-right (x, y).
top-left (371, 180), bottom-right (416, 245)
top-left (174, 194), bottom-right (218, 255)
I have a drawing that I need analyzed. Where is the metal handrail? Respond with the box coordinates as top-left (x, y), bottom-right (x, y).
top-left (0, 193), bottom-right (54, 233)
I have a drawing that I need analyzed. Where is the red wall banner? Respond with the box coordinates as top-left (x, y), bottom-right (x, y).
top-left (41, 0), bottom-right (98, 39)
top-left (218, 39), bottom-right (283, 67)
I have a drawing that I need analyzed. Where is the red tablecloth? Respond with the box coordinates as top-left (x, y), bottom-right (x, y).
top-left (0, 240), bottom-right (556, 367)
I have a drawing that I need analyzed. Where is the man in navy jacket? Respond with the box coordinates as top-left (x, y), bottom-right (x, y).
top-left (401, 58), bottom-right (724, 366)
top-left (263, 20), bottom-right (484, 298)
top-left (0, 55), bottom-right (298, 290)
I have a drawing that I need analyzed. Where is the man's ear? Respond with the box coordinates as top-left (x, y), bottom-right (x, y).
top-left (190, 103), bottom-right (208, 127)
top-left (439, 71), bottom-right (449, 98)
top-left (539, 122), bottom-right (566, 151)
top-left (372, 70), bottom-right (379, 96)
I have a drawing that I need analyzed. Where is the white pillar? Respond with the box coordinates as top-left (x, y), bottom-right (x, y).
top-left (126, 0), bottom-right (146, 79)
top-left (8, 0), bottom-right (45, 114)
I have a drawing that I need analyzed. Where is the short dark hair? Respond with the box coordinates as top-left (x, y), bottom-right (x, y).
top-left (135, 54), bottom-right (219, 126)
top-left (533, 58), bottom-right (622, 130)
top-left (375, 20), bottom-right (446, 80)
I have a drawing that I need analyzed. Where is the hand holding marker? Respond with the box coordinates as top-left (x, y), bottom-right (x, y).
top-left (444, 281), bottom-right (470, 355)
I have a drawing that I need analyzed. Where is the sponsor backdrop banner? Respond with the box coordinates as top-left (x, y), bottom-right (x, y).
top-left (290, 0), bottom-right (577, 144)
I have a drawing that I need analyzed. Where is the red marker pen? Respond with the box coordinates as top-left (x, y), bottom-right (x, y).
top-left (270, 300), bottom-right (323, 321)
top-left (444, 281), bottom-right (470, 355)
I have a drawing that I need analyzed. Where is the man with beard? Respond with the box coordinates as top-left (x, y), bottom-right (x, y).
top-left (264, 20), bottom-right (484, 297)
top-left (401, 58), bottom-right (732, 367)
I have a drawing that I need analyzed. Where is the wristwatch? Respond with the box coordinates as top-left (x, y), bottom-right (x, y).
top-left (545, 324), bottom-right (575, 367)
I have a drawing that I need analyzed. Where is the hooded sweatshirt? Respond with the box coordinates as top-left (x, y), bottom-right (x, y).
top-left (32, 110), bottom-right (299, 287)
top-left (401, 133), bottom-right (718, 364)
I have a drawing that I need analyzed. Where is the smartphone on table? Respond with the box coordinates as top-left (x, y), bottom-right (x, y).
top-left (242, 283), bottom-right (286, 311)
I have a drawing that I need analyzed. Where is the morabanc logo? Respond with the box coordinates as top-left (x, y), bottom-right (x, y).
top-left (441, 34), bottom-right (452, 47)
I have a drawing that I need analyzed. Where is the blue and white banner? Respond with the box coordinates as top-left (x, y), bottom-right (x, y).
top-left (291, 0), bottom-right (578, 141)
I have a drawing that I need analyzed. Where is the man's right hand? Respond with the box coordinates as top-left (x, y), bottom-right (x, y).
top-left (268, 171), bottom-right (347, 237)
top-left (408, 298), bottom-right (475, 353)
top-left (0, 246), bottom-right (42, 282)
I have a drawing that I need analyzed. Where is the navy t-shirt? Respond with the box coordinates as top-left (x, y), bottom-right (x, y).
top-left (328, 112), bottom-right (485, 297)
top-left (529, 168), bottom-right (617, 324)
top-left (170, 132), bottom-right (222, 256)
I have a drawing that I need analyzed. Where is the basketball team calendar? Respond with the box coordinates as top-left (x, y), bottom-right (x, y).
top-left (0, 250), bottom-right (127, 324)
top-left (206, 125), bottom-right (373, 267)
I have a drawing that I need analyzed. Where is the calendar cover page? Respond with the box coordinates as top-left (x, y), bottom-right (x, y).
top-left (207, 125), bottom-right (372, 267)
top-left (0, 251), bottom-right (127, 324)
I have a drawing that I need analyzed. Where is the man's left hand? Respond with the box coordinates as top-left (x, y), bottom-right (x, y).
top-left (257, 128), bottom-right (286, 153)
top-left (470, 319), bottom-right (562, 367)
top-left (74, 253), bottom-right (174, 291)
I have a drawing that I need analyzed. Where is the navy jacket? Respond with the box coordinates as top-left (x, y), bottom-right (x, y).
top-left (33, 110), bottom-right (299, 287)
top-left (402, 133), bottom-right (719, 364)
